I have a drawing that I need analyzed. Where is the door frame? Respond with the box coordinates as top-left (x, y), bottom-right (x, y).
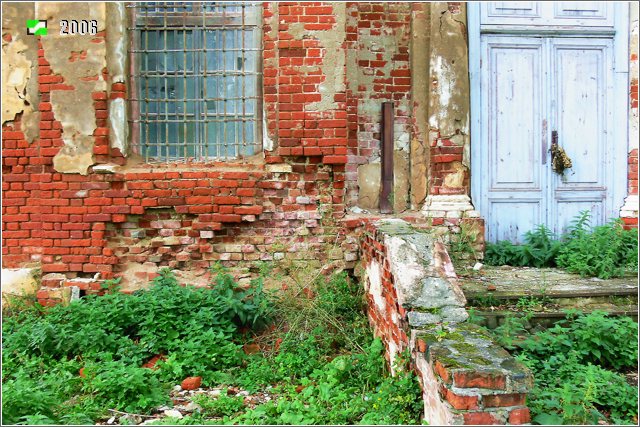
top-left (468, 2), bottom-right (630, 240)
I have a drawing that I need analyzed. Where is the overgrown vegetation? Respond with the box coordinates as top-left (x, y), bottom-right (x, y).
top-left (2, 266), bottom-right (423, 425)
top-left (485, 211), bottom-right (638, 279)
top-left (483, 310), bottom-right (638, 425)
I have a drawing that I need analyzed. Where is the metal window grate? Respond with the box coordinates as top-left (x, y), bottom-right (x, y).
top-left (127, 2), bottom-right (262, 162)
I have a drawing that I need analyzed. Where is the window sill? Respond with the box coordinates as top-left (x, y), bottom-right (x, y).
top-left (120, 152), bottom-right (267, 172)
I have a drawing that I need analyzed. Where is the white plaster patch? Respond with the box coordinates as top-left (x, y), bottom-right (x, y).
top-left (428, 56), bottom-right (452, 129)
top-left (620, 195), bottom-right (639, 218)
top-left (263, 115), bottom-right (274, 151)
top-left (106, 3), bottom-right (127, 83)
top-left (109, 98), bottom-right (127, 155)
top-left (1, 268), bottom-right (39, 307)
top-left (365, 260), bottom-right (386, 314)
top-left (395, 131), bottom-right (410, 151)
top-left (388, 339), bottom-right (399, 376)
top-left (421, 194), bottom-right (478, 217)
top-left (383, 235), bottom-right (425, 306)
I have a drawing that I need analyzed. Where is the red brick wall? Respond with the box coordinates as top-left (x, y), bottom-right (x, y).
top-left (360, 222), bottom-right (410, 360)
top-left (629, 148), bottom-right (638, 197)
top-left (264, 2), bottom-right (349, 167)
top-left (429, 143), bottom-right (468, 196)
top-left (2, 3), bottom-right (356, 288)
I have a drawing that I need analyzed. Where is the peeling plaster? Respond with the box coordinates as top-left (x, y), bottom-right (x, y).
top-left (108, 98), bottom-right (127, 155)
top-left (443, 161), bottom-right (465, 188)
top-left (36, 2), bottom-right (107, 174)
top-left (428, 3), bottom-right (470, 167)
top-left (1, 39), bottom-right (32, 124)
top-left (1, 2), bottom-right (40, 141)
top-left (358, 163), bottom-right (381, 209)
top-left (349, 3), bottom-right (413, 212)
top-left (366, 259), bottom-right (386, 313)
top-left (106, 2), bottom-right (128, 155)
top-left (105, 2), bottom-right (126, 84)
top-left (410, 4), bottom-right (431, 209)
top-left (1, 268), bottom-right (40, 308)
top-left (263, 115), bottom-right (274, 151)
top-left (287, 4), bottom-right (346, 112)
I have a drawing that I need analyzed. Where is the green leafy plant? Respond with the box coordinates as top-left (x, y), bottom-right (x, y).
top-left (446, 221), bottom-right (482, 267)
top-left (193, 392), bottom-right (246, 418)
top-left (2, 267), bottom-right (272, 423)
top-left (556, 217), bottom-right (638, 279)
top-left (3, 270), bottom-right (424, 425)
top-left (483, 310), bottom-right (638, 425)
top-left (485, 211), bottom-right (637, 279)
top-left (485, 224), bottom-right (561, 268)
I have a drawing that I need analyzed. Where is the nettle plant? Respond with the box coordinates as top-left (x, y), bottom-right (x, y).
top-left (485, 211), bottom-right (638, 279)
top-left (1, 265), bottom-right (273, 424)
top-left (2, 268), bottom-right (424, 425)
top-left (512, 311), bottom-right (638, 425)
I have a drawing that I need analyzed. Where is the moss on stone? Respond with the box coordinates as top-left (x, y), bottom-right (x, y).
top-left (414, 306), bottom-right (443, 315)
top-left (467, 355), bottom-right (492, 366)
top-left (451, 342), bottom-right (479, 354)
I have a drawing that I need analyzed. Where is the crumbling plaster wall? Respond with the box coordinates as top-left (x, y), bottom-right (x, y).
top-left (2, 2), bottom-right (127, 173)
top-left (1, 2), bottom-right (40, 142)
top-left (347, 2), bottom-right (471, 214)
top-left (346, 2), bottom-right (413, 213)
top-left (35, 3), bottom-right (107, 175)
top-left (409, 4), bottom-right (430, 210)
top-left (427, 2), bottom-right (471, 198)
top-left (2, 2), bottom-right (358, 291)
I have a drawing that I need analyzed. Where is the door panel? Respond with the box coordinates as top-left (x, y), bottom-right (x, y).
top-left (481, 1), bottom-right (614, 28)
top-left (555, 199), bottom-right (604, 235)
top-left (490, 43), bottom-right (542, 189)
top-left (552, 40), bottom-right (609, 187)
top-left (554, 2), bottom-right (612, 23)
top-left (482, 37), bottom-right (545, 243)
top-left (550, 38), bottom-right (612, 236)
top-left (489, 200), bottom-right (542, 242)
top-left (479, 36), bottom-right (614, 243)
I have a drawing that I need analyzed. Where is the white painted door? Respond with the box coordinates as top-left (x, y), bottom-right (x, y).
top-left (472, 2), bottom-right (627, 243)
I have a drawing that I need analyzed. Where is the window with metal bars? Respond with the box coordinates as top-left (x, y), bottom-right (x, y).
top-left (128, 2), bottom-right (262, 162)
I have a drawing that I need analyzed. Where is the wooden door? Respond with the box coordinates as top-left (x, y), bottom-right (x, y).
top-left (471, 2), bottom-right (626, 243)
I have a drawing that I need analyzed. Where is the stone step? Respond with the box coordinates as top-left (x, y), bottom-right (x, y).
top-left (458, 265), bottom-right (638, 301)
top-left (470, 306), bottom-right (638, 330)
top-left (458, 265), bottom-right (638, 329)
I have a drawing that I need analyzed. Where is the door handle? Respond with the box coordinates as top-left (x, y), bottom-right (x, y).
top-left (550, 130), bottom-right (572, 174)
top-left (542, 120), bottom-right (547, 165)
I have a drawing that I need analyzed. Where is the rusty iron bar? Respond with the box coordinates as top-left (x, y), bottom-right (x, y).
top-left (380, 102), bottom-right (394, 214)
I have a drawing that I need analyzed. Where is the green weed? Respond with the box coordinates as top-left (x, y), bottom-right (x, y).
top-left (2, 269), bottom-right (424, 425)
top-left (485, 211), bottom-right (638, 279)
top-left (475, 310), bottom-right (638, 425)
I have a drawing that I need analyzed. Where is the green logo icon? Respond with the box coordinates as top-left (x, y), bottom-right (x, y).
top-left (26, 20), bottom-right (47, 36)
